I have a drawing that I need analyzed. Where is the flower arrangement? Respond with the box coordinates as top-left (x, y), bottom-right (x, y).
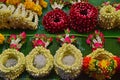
top-left (26, 34), bottom-right (54, 77)
top-left (83, 30), bottom-right (119, 80)
top-left (7, 32), bottom-right (26, 50)
top-left (83, 49), bottom-right (119, 80)
top-left (0, 33), bottom-right (5, 44)
top-left (69, 2), bottom-right (98, 33)
top-left (0, 32), bottom-right (26, 80)
top-left (54, 29), bottom-right (83, 80)
top-left (0, 0), bottom-right (48, 29)
top-left (86, 30), bottom-right (105, 51)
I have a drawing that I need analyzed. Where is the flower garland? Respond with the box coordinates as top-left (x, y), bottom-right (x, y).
top-left (83, 30), bottom-right (120, 80)
top-left (0, 33), bottom-right (5, 44)
top-left (26, 34), bottom-right (54, 77)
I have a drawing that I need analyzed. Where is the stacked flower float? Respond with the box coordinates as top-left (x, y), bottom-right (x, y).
top-left (43, 0), bottom-right (69, 33)
top-left (26, 34), bottom-right (54, 77)
top-left (0, 0), bottom-right (48, 29)
top-left (99, 1), bottom-right (120, 29)
top-left (83, 30), bottom-right (120, 80)
top-left (54, 29), bottom-right (83, 80)
top-left (69, 1), bottom-right (98, 33)
top-left (0, 32), bottom-right (26, 80)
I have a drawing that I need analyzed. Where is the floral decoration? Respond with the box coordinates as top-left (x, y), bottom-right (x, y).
top-left (56, 29), bottom-right (76, 45)
top-left (86, 30), bottom-right (105, 51)
top-left (83, 48), bottom-right (120, 80)
top-left (32, 34), bottom-right (52, 48)
top-left (7, 32), bottom-right (26, 50)
top-left (0, 33), bottom-right (5, 44)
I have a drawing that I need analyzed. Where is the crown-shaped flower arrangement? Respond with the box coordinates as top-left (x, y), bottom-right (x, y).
top-left (83, 30), bottom-right (120, 80)
top-left (26, 34), bottom-right (54, 78)
top-left (0, 32), bottom-right (26, 80)
top-left (54, 29), bottom-right (83, 80)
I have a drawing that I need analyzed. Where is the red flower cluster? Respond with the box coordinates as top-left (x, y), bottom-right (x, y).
top-left (32, 34), bottom-right (52, 48)
top-left (83, 57), bottom-right (91, 71)
top-left (69, 2), bottom-right (98, 33)
top-left (113, 56), bottom-right (120, 71)
top-left (86, 30), bottom-right (105, 51)
top-left (56, 29), bottom-right (76, 44)
top-left (7, 32), bottom-right (26, 50)
top-left (42, 9), bottom-right (68, 33)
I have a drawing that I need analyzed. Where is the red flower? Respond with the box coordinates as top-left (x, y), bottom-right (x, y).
top-left (33, 40), bottom-right (45, 47)
top-left (83, 57), bottom-right (91, 70)
top-left (113, 56), bottom-right (120, 71)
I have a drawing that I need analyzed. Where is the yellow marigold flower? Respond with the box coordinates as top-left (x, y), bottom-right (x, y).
top-left (89, 59), bottom-right (96, 71)
top-left (24, 1), bottom-right (35, 10)
top-left (39, 0), bottom-right (48, 8)
top-left (6, 0), bottom-right (21, 5)
top-left (0, 33), bottom-right (5, 44)
top-left (99, 60), bottom-right (109, 69)
top-left (33, 5), bottom-right (42, 16)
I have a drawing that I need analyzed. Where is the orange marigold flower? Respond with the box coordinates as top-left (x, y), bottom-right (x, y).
top-left (24, 1), bottom-right (35, 10)
top-left (0, 33), bottom-right (5, 44)
top-left (33, 5), bottom-right (42, 15)
top-left (83, 57), bottom-right (91, 70)
top-left (39, 0), bottom-right (48, 8)
top-left (6, 0), bottom-right (21, 5)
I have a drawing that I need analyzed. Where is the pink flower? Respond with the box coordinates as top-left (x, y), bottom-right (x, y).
top-left (19, 32), bottom-right (26, 39)
top-left (88, 34), bottom-right (93, 39)
top-left (95, 30), bottom-right (99, 34)
top-left (64, 37), bottom-right (71, 43)
top-left (86, 38), bottom-right (91, 44)
top-left (48, 37), bottom-right (53, 42)
top-left (93, 43), bottom-right (103, 50)
top-left (10, 34), bottom-right (17, 40)
top-left (10, 44), bottom-right (19, 50)
top-left (116, 4), bottom-right (120, 11)
top-left (33, 40), bottom-right (45, 47)
top-left (71, 35), bottom-right (75, 39)
top-left (35, 34), bottom-right (40, 38)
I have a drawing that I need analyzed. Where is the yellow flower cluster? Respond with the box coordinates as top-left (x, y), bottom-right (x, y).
top-left (6, 0), bottom-right (21, 5)
top-left (24, 1), bottom-right (42, 15)
top-left (26, 46), bottom-right (54, 77)
top-left (0, 49), bottom-right (25, 80)
top-left (54, 43), bottom-right (83, 80)
top-left (0, 33), bottom-right (5, 44)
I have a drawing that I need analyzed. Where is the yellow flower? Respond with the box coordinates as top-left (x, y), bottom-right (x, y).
top-left (89, 59), bottom-right (96, 71)
top-left (99, 60), bottom-right (108, 69)
top-left (24, 1), bottom-right (42, 15)
top-left (6, 0), bottom-right (21, 5)
top-left (0, 33), bottom-right (5, 44)
top-left (33, 5), bottom-right (42, 16)
top-left (39, 0), bottom-right (48, 8)
top-left (24, 1), bottom-right (35, 10)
